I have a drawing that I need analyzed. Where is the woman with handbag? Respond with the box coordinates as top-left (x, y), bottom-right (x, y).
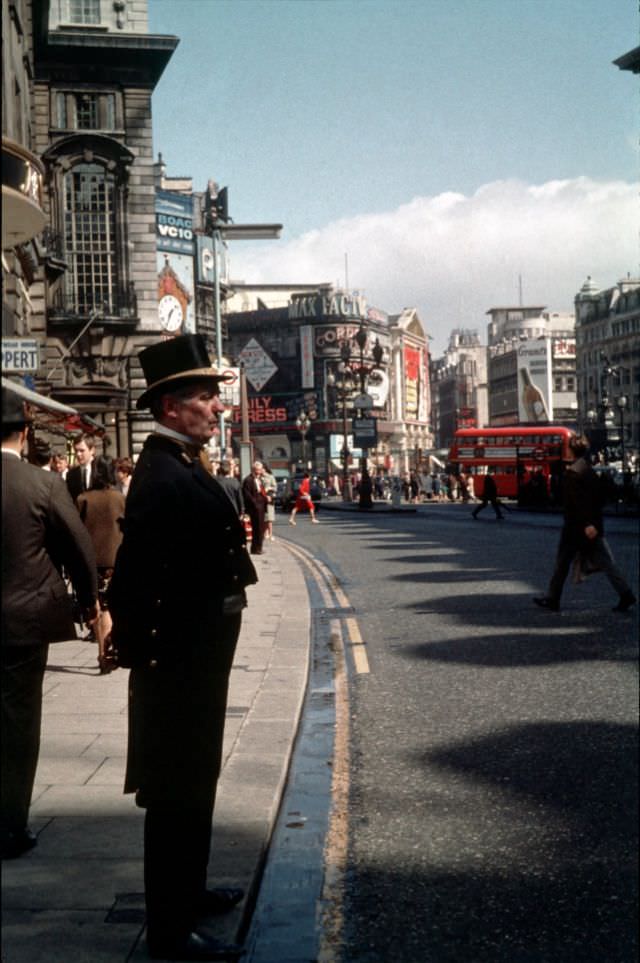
top-left (289, 472), bottom-right (319, 526)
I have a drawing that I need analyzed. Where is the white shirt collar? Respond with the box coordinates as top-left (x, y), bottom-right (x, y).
top-left (1, 447), bottom-right (21, 459)
top-left (154, 423), bottom-right (201, 447)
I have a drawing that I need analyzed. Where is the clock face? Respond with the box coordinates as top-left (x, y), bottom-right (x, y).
top-left (158, 294), bottom-right (184, 332)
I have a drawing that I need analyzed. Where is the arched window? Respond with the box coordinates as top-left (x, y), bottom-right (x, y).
top-left (63, 162), bottom-right (118, 314)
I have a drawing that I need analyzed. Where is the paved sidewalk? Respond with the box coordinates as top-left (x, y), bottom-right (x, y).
top-left (1, 541), bottom-right (310, 963)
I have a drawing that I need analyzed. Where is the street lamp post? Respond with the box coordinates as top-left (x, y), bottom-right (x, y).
top-left (204, 181), bottom-right (282, 460)
top-left (617, 394), bottom-right (628, 469)
top-left (296, 410), bottom-right (310, 468)
top-left (326, 327), bottom-right (384, 505)
top-left (353, 324), bottom-right (383, 508)
top-left (327, 342), bottom-right (356, 502)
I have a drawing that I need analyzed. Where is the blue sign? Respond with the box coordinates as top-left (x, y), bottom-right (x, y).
top-left (156, 190), bottom-right (194, 255)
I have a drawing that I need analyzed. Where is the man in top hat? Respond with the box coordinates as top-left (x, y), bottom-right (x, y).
top-left (1, 386), bottom-right (98, 859)
top-left (108, 334), bottom-right (257, 961)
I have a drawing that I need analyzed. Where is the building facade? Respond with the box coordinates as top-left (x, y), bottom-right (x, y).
top-left (2, 0), bottom-right (47, 338)
top-left (223, 290), bottom-right (432, 478)
top-left (3, 0), bottom-right (177, 456)
top-left (486, 306), bottom-right (577, 428)
top-left (430, 328), bottom-right (488, 449)
top-left (574, 275), bottom-right (640, 461)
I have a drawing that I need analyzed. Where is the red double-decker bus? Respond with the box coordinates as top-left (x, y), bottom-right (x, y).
top-left (448, 426), bottom-right (575, 500)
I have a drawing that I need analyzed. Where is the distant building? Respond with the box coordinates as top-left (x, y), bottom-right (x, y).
top-left (486, 306), bottom-right (576, 427)
top-left (430, 329), bottom-right (488, 449)
top-left (574, 275), bottom-right (640, 459)
top-left (224, 290), bottom-right (432, 477)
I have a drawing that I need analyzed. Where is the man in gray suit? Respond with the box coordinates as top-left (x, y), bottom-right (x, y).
top-left (1, 387), bottom-right (98, 860)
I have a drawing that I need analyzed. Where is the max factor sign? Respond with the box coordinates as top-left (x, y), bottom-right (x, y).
top-left (288, 294), bottom-right (368, 320)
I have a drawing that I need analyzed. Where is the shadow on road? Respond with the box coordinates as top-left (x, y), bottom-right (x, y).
top-left (344, 721), bottom-right (638, 963)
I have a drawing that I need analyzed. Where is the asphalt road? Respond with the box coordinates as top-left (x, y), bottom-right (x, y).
top-left (278, 504), bottom-right (639, 963)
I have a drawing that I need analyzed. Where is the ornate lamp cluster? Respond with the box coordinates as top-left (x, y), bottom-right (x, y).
top-left (326, 322), bottom-right (384, 503)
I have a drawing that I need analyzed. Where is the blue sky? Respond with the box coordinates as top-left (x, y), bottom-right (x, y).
top-left (149, 0), bottom-right (638, 351)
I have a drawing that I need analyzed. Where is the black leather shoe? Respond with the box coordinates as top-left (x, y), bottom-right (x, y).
top-left (533, 596), bottom-right (560, 612)
top-left (148, 930), bottom-right (244, 960)
top-left (0, 827), bottom-right (37, 860)
top-left (198, 887), bottom-right (244, 916)
top-left (612, 592), bottom-right (636, 613)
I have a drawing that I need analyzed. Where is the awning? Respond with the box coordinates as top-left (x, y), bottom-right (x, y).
top-left (2, 376), bottom-right (105, 437)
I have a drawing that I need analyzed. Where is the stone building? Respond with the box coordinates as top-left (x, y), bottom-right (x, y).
top-left (4, 0), bottom-right (177, 455)
top-left (486, 306), bottom-right (577, 427)
top-left (430, 328), bottom-right (488, 450)
top-left (574, 275), bottom-right (640, 460)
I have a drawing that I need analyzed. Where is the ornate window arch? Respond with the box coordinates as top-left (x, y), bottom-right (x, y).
top-left (44, 134), bottom-right (135, 320)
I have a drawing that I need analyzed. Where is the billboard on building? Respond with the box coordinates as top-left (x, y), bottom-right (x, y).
top-left (195, 235), bottom-right (229, 286)
top-left (300, 324), bottom-right (314, 388)
top-left (156, 191), bottom-right (196, 334)
top-left (404, 345), bottom-right (421, 421)
top-left (553, 338), bottom-right (576, 359)
top-left (517, 340), bottom-right (553, 423)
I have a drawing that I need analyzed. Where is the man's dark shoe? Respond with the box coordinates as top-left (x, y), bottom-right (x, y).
top-left (0, 827), bottom-right (37, 860)
top-left (533, 596), bottom-right (560, 612)
top-left (148, 930), bottom-right (244, 960)
top-left (198, 887), bottom-right (244, 916)
top-left (612, 592), bottom-right (637, 613)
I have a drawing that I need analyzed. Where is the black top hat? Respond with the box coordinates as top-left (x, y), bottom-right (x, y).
top-left (2, 386), bottom-right (31, 427)
top-left (136, 334), bottom-right (231, 410)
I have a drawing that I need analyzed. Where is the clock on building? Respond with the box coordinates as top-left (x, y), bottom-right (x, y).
top-left (158, 294), bottom-right (184, 332)
top-left (156, 256), bottom-right (192, 333)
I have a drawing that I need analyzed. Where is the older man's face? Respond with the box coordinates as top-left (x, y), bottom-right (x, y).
top-left (169, 381), bottom-right (224, 444)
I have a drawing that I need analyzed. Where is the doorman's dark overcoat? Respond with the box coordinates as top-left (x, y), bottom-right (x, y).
top-left (108, 434), bottom-right (257, 805)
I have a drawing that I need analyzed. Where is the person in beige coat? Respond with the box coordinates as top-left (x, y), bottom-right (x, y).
top-left (77, 455), bottom-right (125, 673)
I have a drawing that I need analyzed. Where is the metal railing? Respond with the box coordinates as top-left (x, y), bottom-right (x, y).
top-left (48, 281), bottom-right (138, 324)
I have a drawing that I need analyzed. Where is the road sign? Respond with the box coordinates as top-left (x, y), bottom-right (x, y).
top-left (238, 338), bottom-right (277, 391)
top-left (218, 366), bottom-right (240, 406)
top-left (353, 416), bottom-right (377, 449)
top-left (2, 339), bottom-right (39, 373)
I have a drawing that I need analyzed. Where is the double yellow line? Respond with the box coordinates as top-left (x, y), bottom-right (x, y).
top-left (283, 541), bottom-right (370, 675)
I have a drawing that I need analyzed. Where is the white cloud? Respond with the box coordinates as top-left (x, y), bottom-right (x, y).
top-left (229, 177), bottom-right (639, 354)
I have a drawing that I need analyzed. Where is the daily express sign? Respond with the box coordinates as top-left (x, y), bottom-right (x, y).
top-left (2, 339), bottom-right (39, 372)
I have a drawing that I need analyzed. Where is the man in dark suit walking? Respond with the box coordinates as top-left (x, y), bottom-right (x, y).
top-left (471, 468), bottom-right (504, 520)
top-left (1, 387), bottom-right (98, 860)
top-left (66, 434), bottom-right (96, 501)
top-left (108, 335), bottom-right (257, 961)
top-left (533, 435), bottom-right (636, 613)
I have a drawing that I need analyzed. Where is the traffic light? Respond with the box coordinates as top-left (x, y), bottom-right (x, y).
top-left (204, 183), bottom-right (229, 230)
top-left (215, 186), bottom-right (228, 223)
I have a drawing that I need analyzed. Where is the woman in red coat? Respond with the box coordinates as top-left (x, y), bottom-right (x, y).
top-left (289, 472), bottom-right (319, 525)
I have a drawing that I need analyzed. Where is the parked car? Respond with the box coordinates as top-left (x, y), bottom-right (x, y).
top-left (280, 473), bottom-right (323, 513)
top-left (275, 477), bottom-right (288, 509)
